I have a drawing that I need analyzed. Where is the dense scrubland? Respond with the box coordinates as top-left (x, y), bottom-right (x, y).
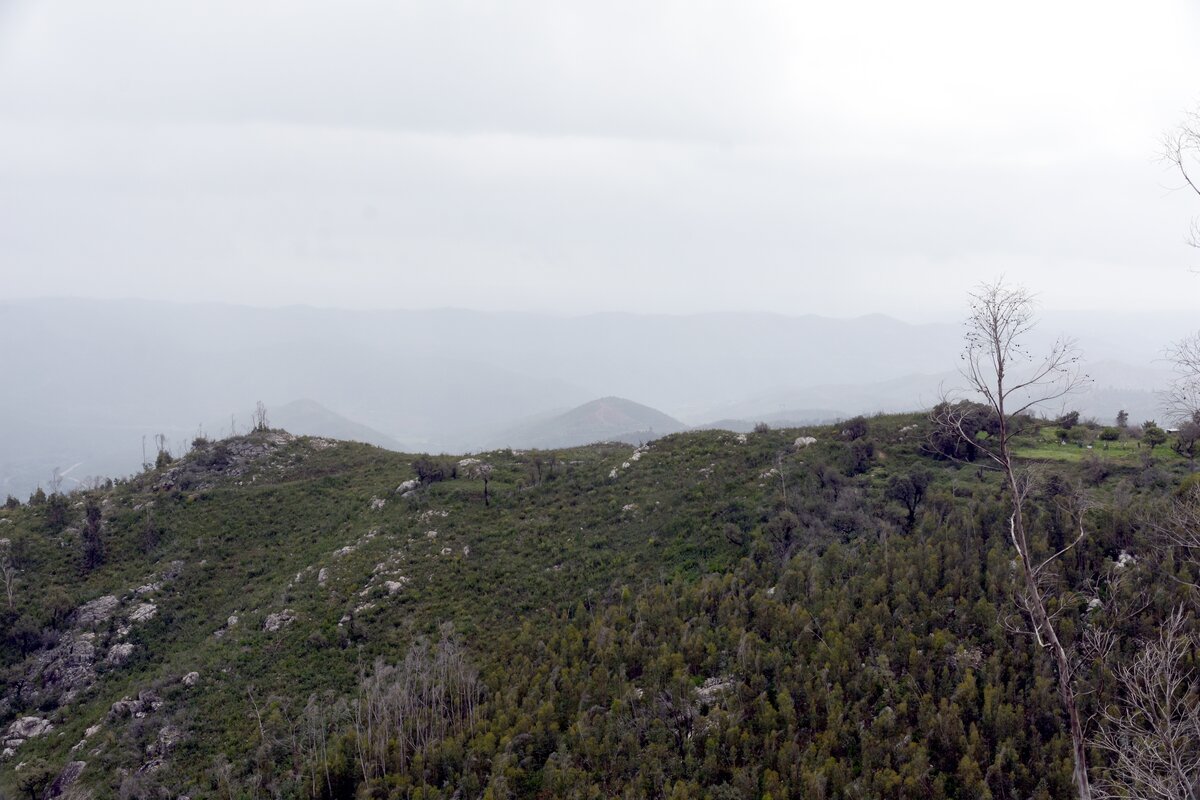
top-left (1, 403), bottom-right (1198, 799)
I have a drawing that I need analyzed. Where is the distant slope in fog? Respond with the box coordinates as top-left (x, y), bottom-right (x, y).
top-left (488, 397), bottom-right (687, 449)
top-left (268, 399), bottom-right (404, 450)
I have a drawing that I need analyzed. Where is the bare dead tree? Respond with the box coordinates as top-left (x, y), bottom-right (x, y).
top-left (1092, 608), bottom-right (1200, 800)
top-left (1163, 332), bottom-right (1200, 427)
top-left (0, 538), bottom-right (18, 611)
top-left (1162, 107), bottom-right (1200, 249)
top-left (351, 626), bottom-right (481, 783)
top-left (933, 278), bottom-right (1094, 799)
top-left (48, 467), bottom-right (63, 496)
top-left (1144, 486), bottom-right (1200, 598)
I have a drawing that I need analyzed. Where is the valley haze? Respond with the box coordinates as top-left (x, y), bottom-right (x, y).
top-left (0, 296), bottom-right (1185, 500)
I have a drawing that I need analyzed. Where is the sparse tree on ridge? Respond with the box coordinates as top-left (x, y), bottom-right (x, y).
top-left (933, 278), bottom-right (1093, 799)
top-left (253, 401), bottom-right (270, 432)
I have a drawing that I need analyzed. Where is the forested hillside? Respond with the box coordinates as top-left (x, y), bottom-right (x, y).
top-left (1, 413), bottom-right (1196, 799)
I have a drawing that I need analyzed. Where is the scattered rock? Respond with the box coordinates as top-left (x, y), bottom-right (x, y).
top-left (425, 530), bottom-right (438, 539)
top-left (333, 545), bottom-right (356, 557)
top-left (47, 760), bottom-right (86, 798)
top-left (263, 610), bottom-right (296, 632)
top-left (1116, 551), bottom-right (1136, 569)
top-left (794, 436), bottom-right (817, 448)
top-left (735, 433), bottom-right (748, 444)
top-left (318, 567), bottom-right (329, 586)
top-left (462, 545), bottom-right (470, 558)
top-left (369, 497), bottom-right (386, 511)
top-left (384, 579), bottom-right (409, 594)
top-left (182, 671), bottom-right (200, 687)
top-left (440, 547), bottom-right (453, 556)
top-left (395, 479), bottom-right (420, 495)
top-left (109, 690), bottom-right (162, 719)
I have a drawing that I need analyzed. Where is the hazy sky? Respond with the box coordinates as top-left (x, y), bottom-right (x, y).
top-left (2, 1), bottom-right (1199, 320)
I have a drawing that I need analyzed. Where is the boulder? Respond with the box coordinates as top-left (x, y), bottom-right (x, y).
top-left (47, 761), bottom-right (86, 798)
top-left (8, 716), bottom-right (52, 738)
top-left (106, 643), bottom-right (135, 665)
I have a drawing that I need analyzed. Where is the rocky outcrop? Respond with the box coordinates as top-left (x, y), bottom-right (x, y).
top-left (154, 431), bottom-right (298, 491)
top-left (73, 595), bottom-right (119, 627)
top-left (2, 716), bottom-right (53, 759)
top-left (27, 633), bottom-right (97, 706)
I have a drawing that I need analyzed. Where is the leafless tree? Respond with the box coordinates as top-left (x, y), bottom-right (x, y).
top-left (1162, 107), bottom-right (1200, 249)
top-left (1144, 486), bottom-right (1200, 598)
top-left (933, 278), bottom-right (1093, 799)
top-left (48, 467), bottom-right (63, 496)
top-left (0, 538), bottom-right (18, 611)
top-left (1092, 608), bottom-right (1200, 800)
top-left (351, 625), bottom-right (481, 782)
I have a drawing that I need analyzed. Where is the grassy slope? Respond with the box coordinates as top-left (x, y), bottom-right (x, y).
top-left (1, 426), bottom-right (786, 791)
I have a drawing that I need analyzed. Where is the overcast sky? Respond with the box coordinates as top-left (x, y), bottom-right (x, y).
top-left (2, 1), bottom-right (1199, 320)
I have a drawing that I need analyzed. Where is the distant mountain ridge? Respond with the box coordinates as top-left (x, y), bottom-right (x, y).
top-left (488, 396), bottom-right (687, 449)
